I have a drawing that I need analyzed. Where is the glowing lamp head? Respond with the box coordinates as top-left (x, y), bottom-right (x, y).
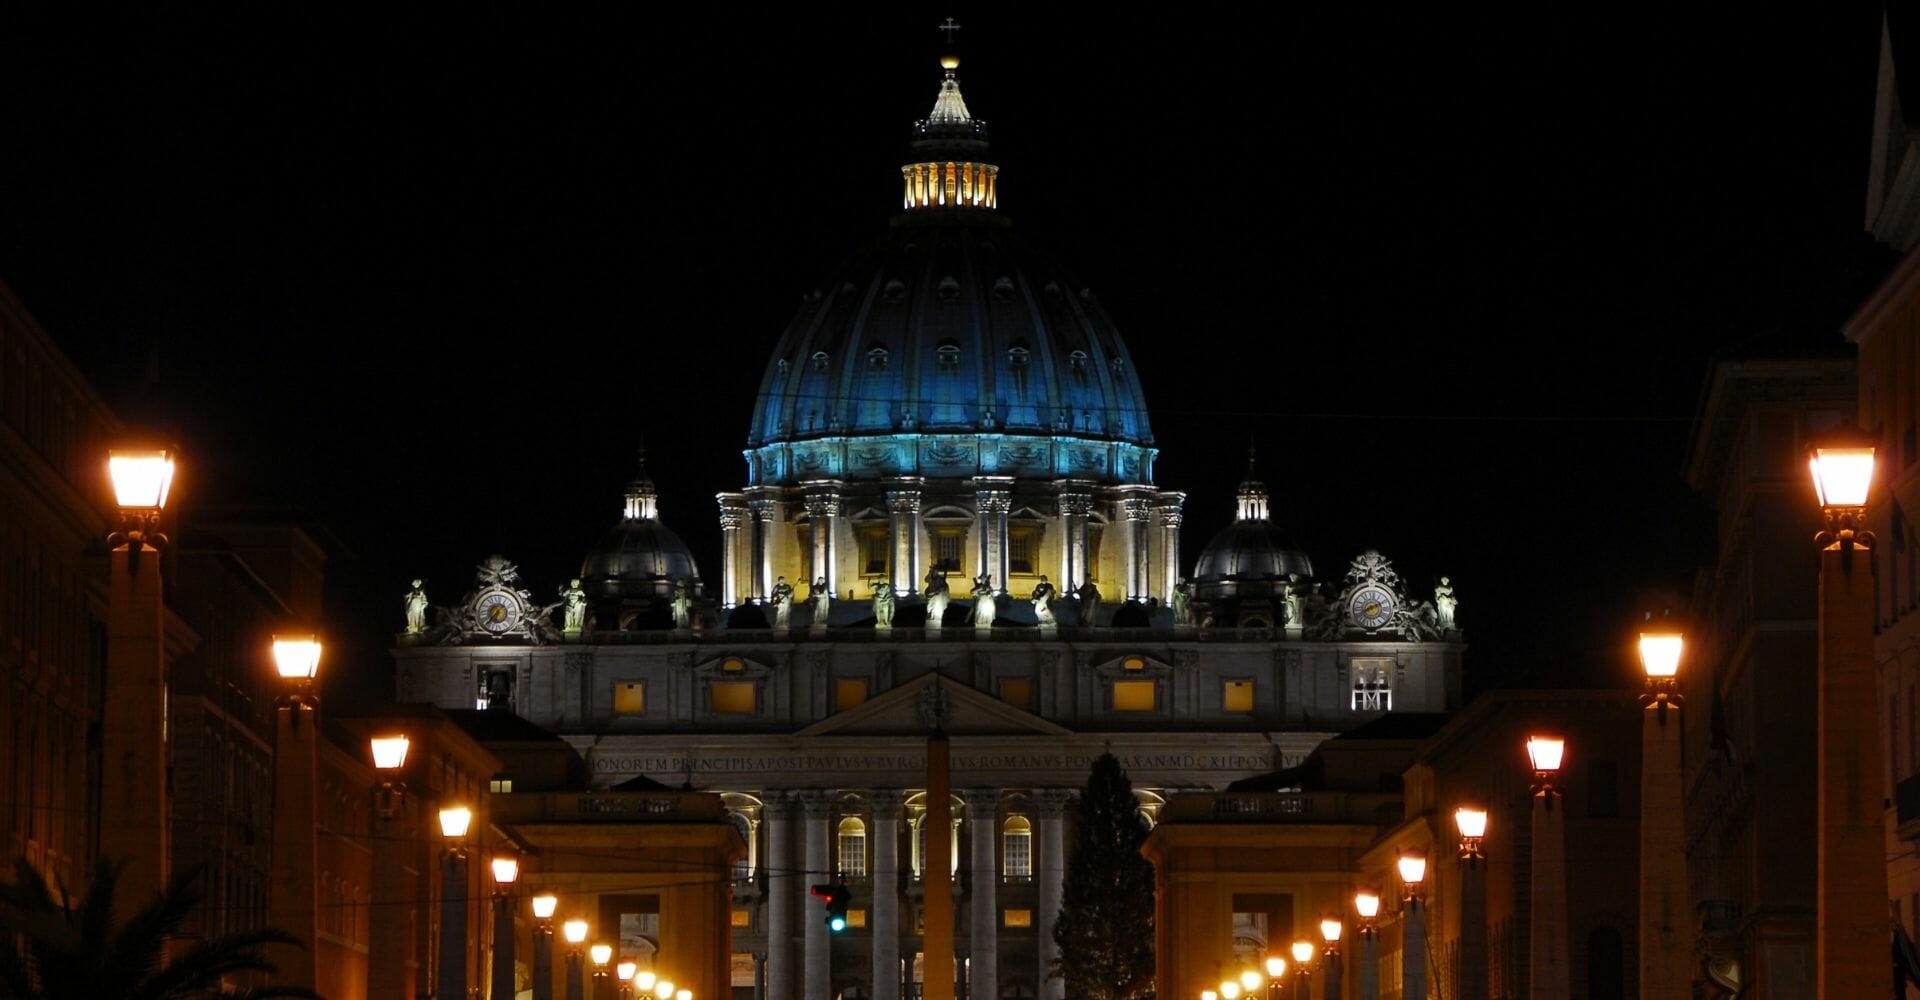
top-left (1265, 955), bottom-right (1287, 978)
top-left (490, 856), bottom-right (519, 885)
top-left (653, 980), bottom-right (675, 1000)
top-left (108, 449), bottom-right (175, 512)
top-left (1202, 992), bottom-right (1219, 1000)
top-left (1397, 851), bottom-right (1427, 886)
top-left (1240, 968), bottom-right (1263, 990)
top-left (1220, 983), bottom-right (1241, 999)
top-left (634, 971), bottom-right (657, 990)
top-left (370, 735), bottom-right (410, 770)
top-left (1810, 434), bottom-right (1876, 509)
top-left (438, 805), bottom-right (473, 839)
top-left (532, 894), bottom-right (558, 919)
top-left (1354, 889), bottom-right (1381, 918)
top-left (590, 943), bottom-right (612, 967)
top-left (563, 918), bottom-right (588, 944)
top-left (617, 961), bottom-right (637, 982)
top-left (1526, 735), bottom-right (1565, 773)
top-left (1292, 939), bottom-right (1315, 964)
top-left (1320, 916), bottom-right (1343, 943)
top-left (1454, 805), bottom-right (1488, 840)
top-left (271, 636), bottom-right (322, 680)
top-left (1638, 631), bottom-right (1683, 679)
top-left (675, 992), bottom-right (691, 1000)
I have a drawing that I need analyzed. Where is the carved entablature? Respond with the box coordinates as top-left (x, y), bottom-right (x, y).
top-left (742, 433), bottom-right (1155, 488)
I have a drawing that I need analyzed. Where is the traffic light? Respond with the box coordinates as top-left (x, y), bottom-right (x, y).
top-left (810, 882), bottom-right (851, 933)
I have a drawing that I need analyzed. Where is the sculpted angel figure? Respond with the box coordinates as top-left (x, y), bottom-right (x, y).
top-left (670, 578), bottom-right (692, 629)
top-left (872, 580), bottom-right (896, 628)
top-left (924, 567), bottom-right (951, 626)
top-left (770, 576), bottom-right (795, 628)
top-left (1031, 575), bottom-right (1057, 626)
top-left (1434, 576), bottom-right (1458, 630)
top-left (971, 572), bottom-right (998, 627)
top-left (1282, 573), bottom-right (1306, 629)
top-left (559, 578), bottom-right (587, 632)
top-left (1076, 580), bottom-right (1102, 627)
top-left (404, 579), bottom-right (429, 634)
top-left (1171, 577), bottom-right (1194, 627)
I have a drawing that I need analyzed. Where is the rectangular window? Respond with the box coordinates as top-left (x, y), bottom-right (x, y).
top-left (836, 679), bottom-right (869, 711)
top-left (847, 908), bottom-right (867, 928)
top-left (489, 777), bottom-right (513, 794)
top-left (864, 532), bottom-right (888, 575)
top-left (730, 909), bottom-right (751, 928)
top-left (1000, 679), bottom-right (1032, 710)
top-left (1352, 657), bottom-right (1392, 711)
top-left (1003, 818), bottom-right (1032, 878)
top-left (613, 681), bottom-right (646, 715)
top-left (936, 533), bottom-right (963, 571)
top-left (1004, 908), bottom-right (1033, 927)
top-left (1223, 680), bottom-right (1254, 713)
top-left (1009, 530), bottom-right (1035, 575)
top-left (1113, 680), bottom-right (1156, 712)
top-left (712, 682), bottom-right (756, 715)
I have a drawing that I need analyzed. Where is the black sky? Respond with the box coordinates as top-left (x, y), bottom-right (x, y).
top-left (0, 7), bottom-right (1895, 701)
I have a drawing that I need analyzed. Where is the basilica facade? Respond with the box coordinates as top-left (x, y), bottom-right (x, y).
top-left (393, 49), bottom-right (1464, 1000)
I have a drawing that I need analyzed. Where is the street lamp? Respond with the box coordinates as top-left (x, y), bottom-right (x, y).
top-left (266, 633), bottom-right (323, 992)
top-left (1637, 623), bottom-right (1690, 1000)
top-left (1808, 428), bottom-right (1892, 997)
top-left (652, 978), bottom-right (675, 1000)
top-left (616, 961), bottom-right (637, 999)
top-left (1219, 982), bottom-right (1241, 1000)
top-left (634, 971), bottom-right (657, 992)
top-left (530, 894), bottom-right (558, 1000)
top-left (1264, 956), bottom-right (1287, 1000)
top-left (1454, 806), bottom-right (1488, 1000)
top-left (1239, 968), bottom-right (1263, 994)
top-left (439, 806), bottom-right (474, 1000)
top-left (490, 856), bottom-right (520, 1000)
top-left (1527, 736), bottom-right (1569, 1000)
top-left (590, 944), bottom-right (613, 1000)
top-left (1397, 851), bottom-right (1427, 1000)
top-left (1320, 916), bottom-right (1344, 1000)
top-left (371, 734), bottom-right (410, 818)
top-left (366, 731), bottom-right (413, 990)
top-left (1353, 889), bottom-right (1380, 1000)
top-left (562, 919), bottom-right (588, 1000)
top-left (1291, 939), bottom-right (1315, 1000)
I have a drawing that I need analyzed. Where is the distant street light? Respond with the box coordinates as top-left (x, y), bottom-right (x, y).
top-left (1320, 916), bottom-right (1344, 1000)
top-left (1397, 852), bottom-right (1427, 1000)
top-left (530, 894), bottom-right (558, 1000)
top-left (1454, 806), bottom-right (1488, 1000)
top-left (1527, 736), bottom-right (1569, 1000)
top-left (439, 806), bottom-right (473, 1000)
top-left (562, 919), bottom-right (589, 1000)
top-left (1638, 623), bottom-right (1690, 1000)
top-left (490, 856), bottom-right (519, 1000)
top-left (1353, 889), bottom-right (1380, 1000)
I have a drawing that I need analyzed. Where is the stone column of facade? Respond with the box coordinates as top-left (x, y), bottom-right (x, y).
top-left (967, 788), bottom-right (1000, 998)
top-left (1817, 540), bottom-right (1889, 998)
top-left (1640, 699), bottom-right (1689, 1000)
top-left (1057, 487), bottom-right (1093, 592)
top-left (1153, 492), bottom-right (1184, 605)
top-left (765, 794), bottom-right (796, 999)
top-left (718, 493), bottom-right (750, 608)
top-left (748, 493), bottom-right (780, 603)
top-left (802, 792), bottom-right (834, 1000)
top-left (1118, 491), bottom-right (1152, 603)
top-left (804, 483), bottom-right (843, 599)
top-left (974, 477), bottom-right (1013, 594)
top-left (886, 479), bottom-right (923, 598)
top-left (870, 790), bottom-right (903, 1000)
top-left (1035, 789), bottom-right (1074, 1000)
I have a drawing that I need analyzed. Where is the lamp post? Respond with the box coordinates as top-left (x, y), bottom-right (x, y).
top-left (1636, 626), bottom-right (1690, 1000)
top-left (1526, 736), bottom-right (1569, 1000)
top-left (634, 971), bottom-right (657, 995)
top-left (1808, 431), bottom-right (1892, 999)
top-left (1264, 956), bottom-right (1287, 1000)
top-left (531, 894), bottom-right (558, 1000)
top-left (616, 961), bottom-right (637, 999)
top-left (590, 943), bottom-right (613, 1000)
top-left (1454, 806), bottom-right (1488, 1000)
top-left (1290, 940), bottom-right (1314, 1000)
top-left (267, 634), bottom-right (323, 992)
top-left (563, 919), bottom-right (589, 1000)
top-left (1320, 916), bottom-right (1344, 1000)
top-left (368, 733), bottom-right (414, 993)
top-left (439, 805), bottom-right (474, 1000)
top-left (101, 448), bottom-right (175, 921)
top-left (1396, 852), bottom-right (1427, 1000)
top-left (1353, 889), bottom-right (1380, 1000)
top-left (491, 856), bottom-right (520, 999)
top-left (652, 977), bottom-right (676, 1000)
top-left (1239, 967), bottom-right (1264, 999)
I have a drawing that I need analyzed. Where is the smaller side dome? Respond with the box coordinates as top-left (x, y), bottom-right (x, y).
top-left (580, 450), bottom-right (702, 606)
top-left (1193, 457), bottom-right (1312, 602)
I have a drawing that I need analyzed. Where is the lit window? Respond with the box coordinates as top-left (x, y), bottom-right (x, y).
top-left (1352, 658), bottom-right (1392, 711)
top-left (864, 532), bottom-right (888, 575)
top-left (730, 909), bottom-right (751, 928)
top-left (838, 816), bottom-right (867, 878)
top-left (1009, 531), bottom-right (1036, 575)
top-left (1113, 680), bottom-right (1156, 712)
top-left (935, 533), bottom-right (964, 571)
top-left (837, 679), bottom-right (869, 711)
top-left (1000, 679), bottom-right (1032, 710)
top-left (1003, 816), bottom-right (1032, 878)
top-left (722, 658), bottom-right (745, 673)
top-left (1122, 656), bottom-right (1146, 671)
top-left (614, 681), bottom-right (646, 715)
top-left (847, 908), bottom-right (867, 928)
top-left (712, 682), bottom-right (756, 715)
top-left (1004, 908), bottom-right (1033, 927)
top-left (489, 777), bottom-right (512, 794)
top-left (1223, 680), bottom-right (1254, 713)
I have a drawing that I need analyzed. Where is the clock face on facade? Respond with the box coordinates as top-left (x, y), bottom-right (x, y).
top-left (1349, 586), bottom-right (1395, 630)
top-left (475, 590), bottom-right (521, 635)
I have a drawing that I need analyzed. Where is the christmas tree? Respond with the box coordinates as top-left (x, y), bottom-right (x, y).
top-left (1051, 751), bottom-right (1156, 999)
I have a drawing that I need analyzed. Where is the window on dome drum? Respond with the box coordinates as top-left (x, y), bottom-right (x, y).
top-left (1003, 816), bottom-right (1032, 879)
top-left (1223, 680), bottom-right (1255, 713)
top-left (1352, 658), bottom-right (1392, 711)
top-left (712, 682), bottom-right (756, 715)
top-left (1113, 680), bottom-right (1156, 712)
top-left (836, 679), bottom-right (869, 711)
top-left (936, 342), bottom-right (961, 368)
top-left (1008, 529), bottom-right (1037, 575)
top-left (614, 681), bottom-right (645, 715)
top-left (999, 678), bottom-right (1032, 710)
top-left (863, 531), bottom-right (888, 575)
top-left (935, 532), bottom-right (964, 571)
top-left (837, 816), bottom-right (867, 878)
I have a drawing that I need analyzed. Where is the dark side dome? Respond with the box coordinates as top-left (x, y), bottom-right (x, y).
top-left (579, 454), bottom-right (700, 602)
top-left (1193, 472), bottom-right (1313, 600)
top-left (740, 53), bottom-right (1156, 490)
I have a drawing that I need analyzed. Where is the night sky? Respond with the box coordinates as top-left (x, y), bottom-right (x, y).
top-left (0, 8), bottom-right (1895, 702)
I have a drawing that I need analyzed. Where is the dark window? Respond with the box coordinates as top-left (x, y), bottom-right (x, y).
top-left (936, 534), bottom-right (963, 571)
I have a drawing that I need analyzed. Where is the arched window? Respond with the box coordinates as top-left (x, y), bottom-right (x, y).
top-left (1003, 816), bottom-right (1032, 879)
top-left (838, 816), bottom-right (867, 879)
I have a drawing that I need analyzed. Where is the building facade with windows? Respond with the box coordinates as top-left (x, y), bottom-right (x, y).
top-left (392, 49), bottom-right (1465, 1000)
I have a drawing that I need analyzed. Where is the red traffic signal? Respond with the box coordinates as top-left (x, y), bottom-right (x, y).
top-left (810, 882), bottom-right (851, 933)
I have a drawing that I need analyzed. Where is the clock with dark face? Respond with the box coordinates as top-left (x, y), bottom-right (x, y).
top-left (1349, 586), bottom-right (1395, 631)
top-left (476, 590), bottom-right (521, 635)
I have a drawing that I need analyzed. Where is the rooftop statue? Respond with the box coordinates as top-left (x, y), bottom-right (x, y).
top-left (1076, 580), bottom-right (1101, 627)
top-left (1031, 576), bottom-right (1057, 626)
top-left (404, 579), bottom-right (429, 634)
top-left (771, 576), bottom-right (795, 629)
top-left (559, 578), bottom-right (587, 633)
top-left (1172, 578), bottom-right (1194, 627)
top-left (972, 573), bottom-right (998, 627)
top-left (924, 567), bottom-right (951, 627)
top-left (1434, 576), bottom-right (1458, 630)
top-left (671, 578), bottom-right (693, 630)
top-left (872, 580), bottom-right (896, 629)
